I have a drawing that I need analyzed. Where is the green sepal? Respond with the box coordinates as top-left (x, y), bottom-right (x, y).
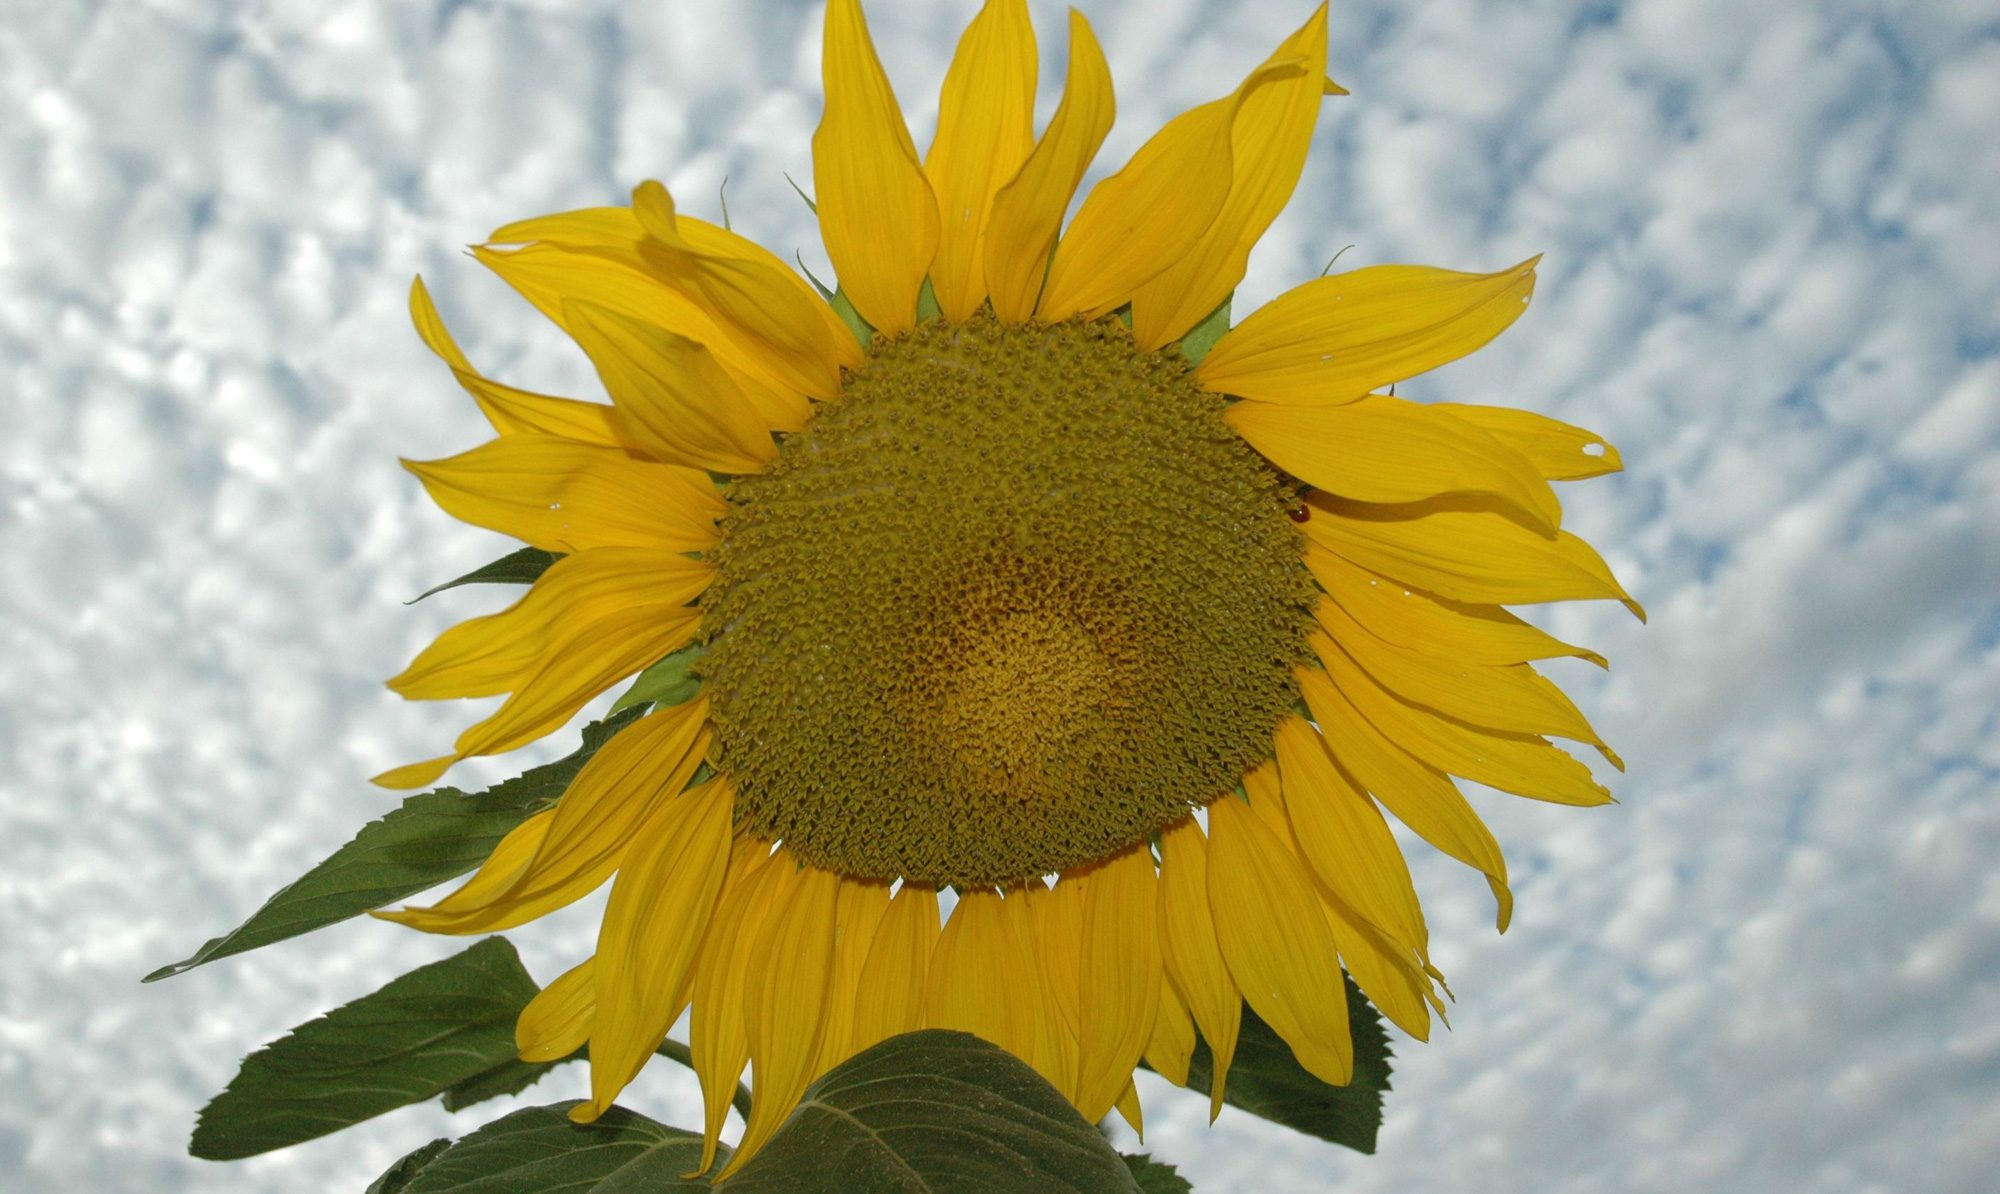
top-left (917, 276), bottom-right (941, 322)
top-left (1123, 1154), bottom-right (1195, 1193)
top-left (608, 642), bottom-right (707, 715)
top-left (144, 707), bottom-right (646, 981)
top-left (1171, 976), bottom-right (1394, 1155)
top-left (1175, 294), bottom-right (1232, 365)
top-left (407, 547), bottom-right (559, 604)
top-left (190, 939), bottom-right (544, 1160)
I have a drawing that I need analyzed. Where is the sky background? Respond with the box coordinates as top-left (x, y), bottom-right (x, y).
top-left (4, 0), bottom-right (1998, 1190)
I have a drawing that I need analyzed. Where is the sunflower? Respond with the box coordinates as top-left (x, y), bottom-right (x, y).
top-left (373, 0), bottom-right (1638, 1177)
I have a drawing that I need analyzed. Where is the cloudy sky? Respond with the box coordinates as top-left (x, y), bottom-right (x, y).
top-left (5, 0), bottom-right (1997, 1190)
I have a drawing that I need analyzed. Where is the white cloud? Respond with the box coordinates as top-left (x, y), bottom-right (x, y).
top-left (2, 0), bottom-right (1995, 1191)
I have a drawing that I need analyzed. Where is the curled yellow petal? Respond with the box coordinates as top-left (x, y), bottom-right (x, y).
top-left (402, 435), bottom-right (723, 556)
top-left (983, 10), bottom-right (1113, 324)
top-left (1205, 795), bottom-right (1352, 1086)
top-left (372, 808), bottom-right (553, 931)
top-left (1156, 815), bottom-right (1241, 1120)
top-left (409, 277), bottom-right (621, 446)
top-left (1197, 259), bottom-right (1540, 403)
top-left (1226, 392), bottom-right (1562, 533)
top-left (1129, 5), bottom-right (1329, 349)
top-left (565, 301), bottom-right (778, 474)
top-left (925, 0), bottom-right (1036, 323)
top-left (688, 841), bottom-right (784, 1173)
top-left (813, 0), bottom-right (938, 334)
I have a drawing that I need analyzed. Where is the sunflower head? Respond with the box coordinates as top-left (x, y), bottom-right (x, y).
top-left (374, 0), bottom-right (1637, 1177)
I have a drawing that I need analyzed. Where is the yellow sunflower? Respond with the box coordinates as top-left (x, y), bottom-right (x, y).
top-left (374, 0), bottom-right (1639, 1177)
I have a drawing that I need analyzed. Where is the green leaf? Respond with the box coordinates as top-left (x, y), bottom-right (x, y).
top-left (145, 708), bottom-right (645, 981)
top-left (367, 1138), bottom-right (451, 1194)
top-left (1177, 977), bottom-right (1393, 1155)
top-left (608, 642), bottom-right (706, 715)
top-left (1175, 295), bottom-right (1231, 365)
top-left (393, 1103), bottom-right (719, 1193)
top-left (726, 1029), bottom-right (1140, 1192)
top-left (439, 1049), bottom-right (578, 1113)
top-left (1122, 1154), bottom-right (1194, 1194)
top-left (407, 547), bottom-right (559, 604)
top-left (191, 939), bottom-right (542, 1160)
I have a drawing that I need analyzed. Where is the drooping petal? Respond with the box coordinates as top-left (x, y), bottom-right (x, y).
top-left (1432, 403), bottom-right (1623, 480)
top-left (1071, 843), bottom-right (1163, 1123)
top-left (813, 878), bottom-right (892, 1075)
top-left (1317, 896), bottom-right (1436, 1041)
top-left (1204, 795), bottom-right (1353, 1086)
top-left (1129, 5), bottom-right (1329, 349)
top-left (1226, 392), bottom-right (1562, 533)
top-left (630, 181), bottom-right (861, 398)
top-left (1196, 259), bottom-right (1540, 404)
top-left (372, 807), bottom-right (551, 927)
top-left (849, 881), bottom-right (940, 1058)
top-left (1301, 492), bottom-right (1645, 620)
top-left (474, 242), bottom-right (811, 432)
top-left (925, 888), bottom-right (1043, 1072)
top-left (375, 549), bottom-right (711, 788)
top-left (409, 277), bottom-right (622, 446)
top-left (1271, 715), bottom-right (1428, 960)
top-left (573, 775), bottom-right (735, 1123)
top-left (1303, 540), bottom-right (1606, 669)
top-left (1023, 877), bottom-right (1084, 1101)
top-left (374, 701), bottom-right (711, 933)
top-left (721, 864), bottom-right (841, 1177)
top-left (565, 301), bottom-right (779, 474)
top-left (689, 840), bottom-right (784, 1174)
top-left (983, 10), bottom-right (1113, 324)
top-left (403, 435), bottom-right (724, 555)
top-left (1142, 977), bottom-right (1196, 1087)
top-left (1314, 604), bottom-right (1611, 753)
top-left (925, 0), bottom-right (1036, 322)
top-left (516, 957), bottom-right (595, 1063)
top-left (1037, 58), bottom-right (1310, 321)
top-left (1312, 641), bottom-right (1612, 806)
top-left (1114, 1079), bottom-right (1144, 1137)
top-left (1303, 664), bottom-right (1514, 931)
top-left (1155, 815), bottom-right (1241, 1121)
top-left (813, 0), bottom-right (938, 334)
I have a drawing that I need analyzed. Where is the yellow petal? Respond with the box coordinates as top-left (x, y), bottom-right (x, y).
top-left (1313, 641), bottom-right (1612, 806)
top-left (475, 242), bottom-right (812, 432)
top-left (1114, 1078), bottom-right (1144, 1138)
top-left (721, 864), bottom-right (841, 1177)
top-left (1432, 403), bottom-right (1623, 480)
top-left (1197, 259), bottom-right (1540, 404)
top-left (814, 878), bottom-right (892, 1075)
top-left (688, 841), bottom-right (784, 1172)
top-left (1072, 844), bottom-right (1163, 1123)
top-left (1039, 58), bottom-right (1310, 321)
top-left (925, 888), bottom-right (1042, 1069)
top-left (983, 10), bottom-right (1113, 324)
top-left (1303, 540), bottom-right (1605, 669)
top-left (1271, 715), bottom-right (1428, 959)
top-left (925, 0), bottom-right (1036, 322)
top-left (564, 301), bottom-right (778, 474)
top-left (517, 957), bottom-right (595, 1063)
top-left (403, 434), bottom-right (723, 556)
top-left (575, 775), bottom-right (735, 1122)
top-left (849, 882), bottom-right (941, 1058)
top-left (1301, 492), bottom-right (1645, 620)
top-left (1142, 977), bottom-right (1196, 1087)
top-left (1205, 795), bottom-right (1352, 1086)
top-left (1155, 815), bottom-right (1241, 1121)
top-left (1314, 603), bottom-right (1608, 750)
top-left (631, 181), bottom-right (862, 398)
top-left (409, 277), bottom-right (622, 446)
top-left (1226, 392), bottom-right (1562, 533)
top-left (1317, 897), bottom-right (1436, 1041)
top-left (377, 549), bottom-right (711, 788)
top-left (1129, 5), bottom-right (1329, 349)
top-left (813, 0), bottom-right (938, 334)
top-left (1302, 664), bottom-right (1514, 931)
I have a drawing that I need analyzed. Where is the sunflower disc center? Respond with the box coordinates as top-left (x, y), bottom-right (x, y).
top-left (699, 313), bottom-right (1313, 887)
